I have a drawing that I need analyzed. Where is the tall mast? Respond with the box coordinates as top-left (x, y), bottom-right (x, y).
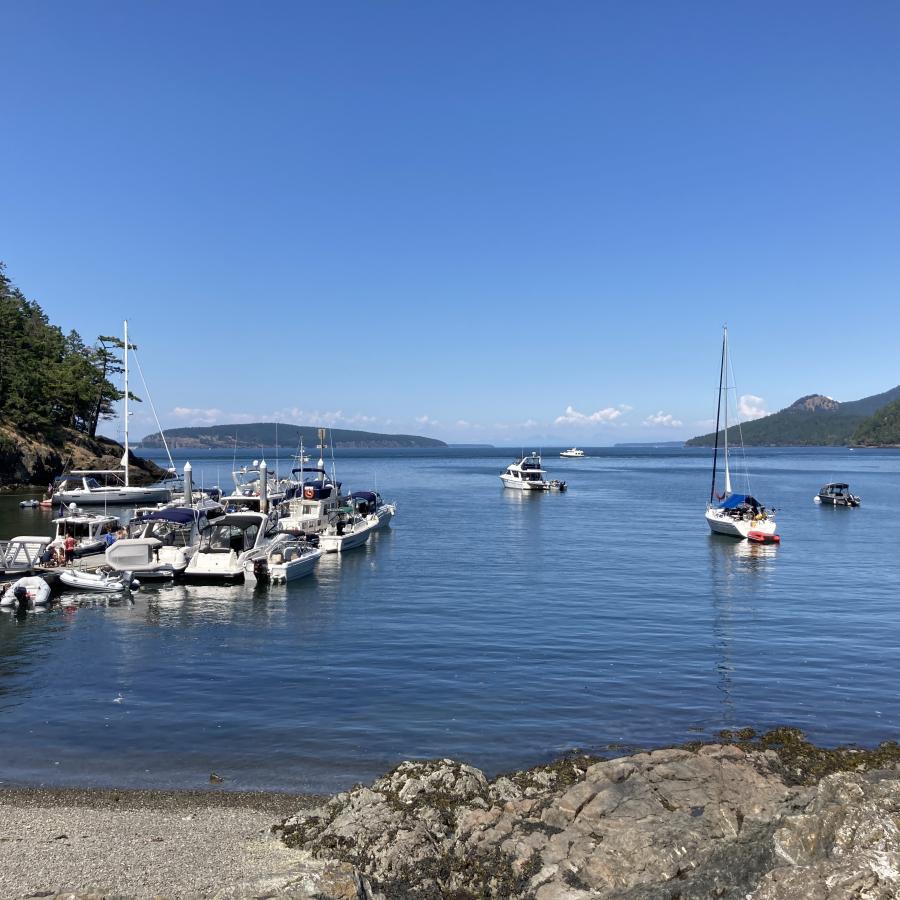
top-left (723, 325), bottom-right (732, 496)
top-left (709, 326), bottom-right (726, 504)
top-left (123, 319), bottom-right (130, 487)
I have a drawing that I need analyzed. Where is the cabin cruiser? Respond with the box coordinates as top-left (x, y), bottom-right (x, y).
top-left (318, 508), bottom-right (377, 553)
top-left (106, 506), bottom-right (221, 580)
top-left (183, 511), bottom-right (279, 582)
top-left (560, 448), bottom-right (586, 458)
top-left (350, 491), bottom-right (396, 529)
top-left (500, 453), bottom-right (548, 491)
top-left (815, 483), bottom-right (861, 507)
top-left (49, 506), bottom-right (119, 568)
top-left (52, 471), bottom-right (172, 506)
top-left (222, 461), bottom-right (289, 512)
top-left (251, 535), bottom-right (323, 583)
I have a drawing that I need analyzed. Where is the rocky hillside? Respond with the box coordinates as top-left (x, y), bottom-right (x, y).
top-left (0, 421), bottom-right (168, 489)
top-left (254, 729), bottom-right (900, 899)
top-left (688, 385), bottom-right (900, 447)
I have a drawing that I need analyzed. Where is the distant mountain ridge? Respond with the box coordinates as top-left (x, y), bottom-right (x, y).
top-left (140, 423), bottom-right (446, 449)
top-left (687, 385), bottom-right (900, 447)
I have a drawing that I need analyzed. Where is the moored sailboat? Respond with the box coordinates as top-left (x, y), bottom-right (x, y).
top-left (704, 327), bottom-right (777, 540)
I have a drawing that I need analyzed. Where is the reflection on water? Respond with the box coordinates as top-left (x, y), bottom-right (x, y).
top-left (1, 446), bottom-right (899, 791)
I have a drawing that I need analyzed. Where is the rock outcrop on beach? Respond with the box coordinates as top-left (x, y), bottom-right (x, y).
top-left (266, 733), bottom-right (900, 900)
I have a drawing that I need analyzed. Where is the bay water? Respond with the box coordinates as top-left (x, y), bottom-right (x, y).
top-left (0, 446), bottom-right (898, 793)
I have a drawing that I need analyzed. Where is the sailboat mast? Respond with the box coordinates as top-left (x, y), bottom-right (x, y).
top-left (723, 325), bottom-right (732, 496)
top-left (709, 327), bottom-right (726, 505)
top-left (123, 319), bottom-right (130, 488)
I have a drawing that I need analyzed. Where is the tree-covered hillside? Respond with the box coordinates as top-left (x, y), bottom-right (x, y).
top-left (0, 261), bottom-right (131, 437)
top-left (687, 387), bottom-right (900, 447)
top-left (140, 423), bottom-right (447, 449)
top-left (852, 398), bottom-right (900, 446)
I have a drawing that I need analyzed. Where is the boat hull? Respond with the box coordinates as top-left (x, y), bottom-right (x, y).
top-left (705, 509), bottom-right (777, 539)
top-left (500, 475), bottom-right (545, 491)
top-left (56, 487), bottom-right (173, 505)
top-left (267, 549), bottom-right (323, 582)
top-left (319, 525), bottom-right (374, 553)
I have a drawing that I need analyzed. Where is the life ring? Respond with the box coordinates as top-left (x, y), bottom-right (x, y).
top-left (303, 486), bottom-right (315, 500)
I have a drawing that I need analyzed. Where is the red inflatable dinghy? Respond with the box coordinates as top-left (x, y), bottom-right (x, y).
top-left (748, 530), bottom-right (780, 544)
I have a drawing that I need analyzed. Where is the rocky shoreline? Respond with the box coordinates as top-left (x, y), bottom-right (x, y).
top-left (3, 730), bottom-right (900, 899)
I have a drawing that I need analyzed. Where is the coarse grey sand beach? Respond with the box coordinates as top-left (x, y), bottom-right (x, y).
top-left (0, 787), bottom-right (319, 899)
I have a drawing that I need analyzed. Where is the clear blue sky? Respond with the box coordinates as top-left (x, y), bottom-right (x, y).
top-left (2, 2), bottom-right (898, 444)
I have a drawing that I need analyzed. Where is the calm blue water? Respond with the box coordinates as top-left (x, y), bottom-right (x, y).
top-left (1, 446), bottom-right (899, 793)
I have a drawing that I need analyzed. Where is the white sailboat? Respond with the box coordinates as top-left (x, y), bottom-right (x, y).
top-left (53, 321), bottom-right (172, 506)
top-left (704, 326), bottom-right (777, 540)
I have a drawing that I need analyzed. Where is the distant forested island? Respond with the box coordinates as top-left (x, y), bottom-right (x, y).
top-left (687, 386), bottom-right (900, 447)
top-left (140, 423), bottom-right (447, 449)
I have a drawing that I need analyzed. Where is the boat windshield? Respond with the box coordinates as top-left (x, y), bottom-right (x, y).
top-left (200, 522), bottom-right (259, 553)
top-left (145, 520), bottom-right (194, 547)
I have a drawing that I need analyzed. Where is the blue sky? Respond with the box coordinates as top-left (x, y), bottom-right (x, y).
top-left (2, 2), bottom-right (899, 445)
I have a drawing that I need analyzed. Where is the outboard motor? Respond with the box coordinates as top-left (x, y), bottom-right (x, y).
top-left (253, 558), bottom-right (269, 581)
top-left (12, 584), bottom-right (28, 609)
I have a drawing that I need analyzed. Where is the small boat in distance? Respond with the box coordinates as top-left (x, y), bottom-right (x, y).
top-left (704, 326), bottom-right (777, 540)
top-left (815, 483), bottom-right (861, 507)
top-left (500, 453), bottom-right (548, 491)
top-left (560, 448), bottom-right (586, 458)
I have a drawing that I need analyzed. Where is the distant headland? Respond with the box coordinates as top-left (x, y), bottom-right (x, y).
top-left (139, 423), bottom-right (447, 450)
top-left (687, 385), bottom-right (900, 447)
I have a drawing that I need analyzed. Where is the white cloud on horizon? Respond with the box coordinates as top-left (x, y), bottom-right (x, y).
top-left (643, 411), bottom-right (683, 428)
top-left (553, 404), bottom-right (630, 426)
top-left (738, 394), bottom-right (768, 420)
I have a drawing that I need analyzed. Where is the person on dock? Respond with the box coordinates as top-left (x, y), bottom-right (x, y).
top-left (64, 534), bottom-right (76, 565)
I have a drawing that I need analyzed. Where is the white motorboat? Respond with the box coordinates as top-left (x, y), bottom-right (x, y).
top-left (183, 511), bottom-right (279, 582)
top-left (1, 576), bottom-right (51, 608)
top-left (49, 506), bottom-right (120, 568)
top-left (500, 452), bottom-right (548, 491)
top-left (106, 506), bottom-right (219, 579)
top-left (560, 448), bottom-right (586, 458)
top-left (705, 326), bottom-right (777, 540)
top-left (318, 511), bottom-right (377, 553)
top-left (250, 536), bottom-right (323, 583)
top-left (350, 491), bottom-right (396, 529)
top-left (58, 568), bottom-right (139, 593)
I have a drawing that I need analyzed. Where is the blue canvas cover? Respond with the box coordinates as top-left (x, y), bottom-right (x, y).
top-left (718, 494), bottom-right (760, 510)
top-left (143, 508), bottom-right (197, 524)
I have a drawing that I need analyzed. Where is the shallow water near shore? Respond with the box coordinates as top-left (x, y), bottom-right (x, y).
top-left (1, 446), bottom-right (899, 793)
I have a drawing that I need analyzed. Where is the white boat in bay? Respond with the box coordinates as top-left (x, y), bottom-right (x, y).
top-left (1, 576), bottom-right (51, 608)
top-left (560, 447), bottom-right (586, 458)
top-left (106, 506), bottom-right (221, 580)
top-left (704, 326), bottom-right (777, 540)
top-left (350, 491), bottom-right (396, 529)
top-left (183, 511), bottom-right (279, 582)
top-left (251, 536), bottom-right (323, 583)
top-left (500, 452), bottom-right (548, 491)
